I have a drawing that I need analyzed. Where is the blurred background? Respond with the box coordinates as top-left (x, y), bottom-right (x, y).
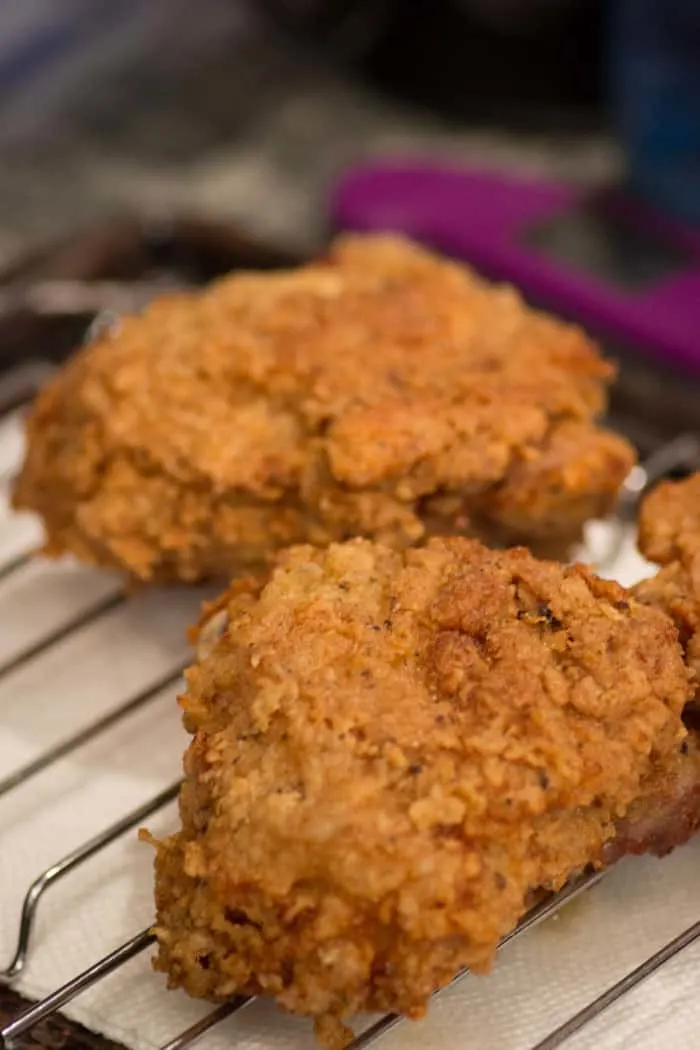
top-left (0, 0), bottom-right (698, 433)
top-left (1, 0), bottom-right (697, 260)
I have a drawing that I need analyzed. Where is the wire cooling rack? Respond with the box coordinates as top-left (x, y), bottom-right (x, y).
top-left (0, 361), bottom-right (699, 1050)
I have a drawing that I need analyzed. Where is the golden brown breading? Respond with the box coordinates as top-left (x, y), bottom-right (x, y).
top-left (635, 557), bottom-right (700, 707)
top-left (635, 473), bottom-right (700, 707)
top-left (638, 472), bottom-right (700, 565)
top-left (13, 235), bottom-right (634, 582)
top-left (629, 474), bottom-right (700, 853)
top-left (148, 537), bottom-right (689, 1046)
top-left (479, 419), bottom-right (636, 536)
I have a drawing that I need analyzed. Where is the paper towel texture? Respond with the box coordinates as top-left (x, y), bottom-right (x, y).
top-left (1, 411), bottom-right (697, 1050)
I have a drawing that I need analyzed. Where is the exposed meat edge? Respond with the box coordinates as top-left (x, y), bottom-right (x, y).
top-left (606, 732), bottom-right (700, 862)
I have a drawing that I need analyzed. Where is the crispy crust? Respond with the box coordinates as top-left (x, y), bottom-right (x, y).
top-left (638, 473), bottom-right (700, 566)
top-left (13, 235), bottom-right (633, 582)
top-left (635, 473), bottom-right (700, 709)
top-left (618, 474), bottom-right (700, 859)
top-left (635, 556), bottom-right (700, 708)
top-left (148, 537), bottom-right (688, 1045)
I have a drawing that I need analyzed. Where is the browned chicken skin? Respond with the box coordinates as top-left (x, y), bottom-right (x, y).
top-left (148, 537), bottom-right (691, 1047)
top-left (13, 235), bottom-right (633, 582)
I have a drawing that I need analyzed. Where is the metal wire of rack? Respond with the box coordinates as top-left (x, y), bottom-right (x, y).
top-left (0, 361), bottom-right (699, 1050)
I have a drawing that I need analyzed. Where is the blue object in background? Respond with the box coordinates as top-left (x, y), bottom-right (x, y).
top-left (610, 0), bottom-right (700, 226)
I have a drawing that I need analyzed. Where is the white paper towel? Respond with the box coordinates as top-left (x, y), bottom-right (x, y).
top-left (1, 410), bottom-right (698, 1050)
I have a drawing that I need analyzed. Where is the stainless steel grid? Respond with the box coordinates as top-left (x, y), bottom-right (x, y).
top-left (0, 362), bottom-right (699, 1050)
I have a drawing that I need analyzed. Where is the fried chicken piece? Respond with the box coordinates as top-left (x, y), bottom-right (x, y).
top-left (615, 474), bottom-right (700, 859)
top-left (637, 472), bottom-right (700, 565)
top-left (148, 537), bottom-right (689, 1046)
top-left (635, 557), bottom-right (700, 713)
top-left (635, 473), bottom-right (700, 712)
top-left (13, 235), bottom-right (634, 582)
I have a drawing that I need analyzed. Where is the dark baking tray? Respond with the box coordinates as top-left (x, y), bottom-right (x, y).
top-left (0, 213), bottom-right (697, 1050)
top-left (0, 215), bottom-right (301, 374)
